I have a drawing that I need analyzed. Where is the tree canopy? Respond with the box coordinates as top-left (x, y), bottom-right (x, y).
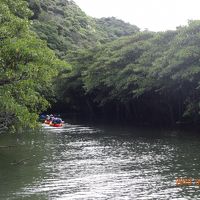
top-left (57, 21), bottom-right (200, 125)
top-left (0, 0), bottom-right (69, 132)
top-left (2, 0), bottom-right (200, 129)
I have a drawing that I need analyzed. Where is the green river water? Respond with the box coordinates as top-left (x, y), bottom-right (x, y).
top-left (0, 120), bottom-right (200, 200)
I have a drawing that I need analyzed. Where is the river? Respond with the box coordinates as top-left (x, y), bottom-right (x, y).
top-left (0, 120), bottom-right (200, 200)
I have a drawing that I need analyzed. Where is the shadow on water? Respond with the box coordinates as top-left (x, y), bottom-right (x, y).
top-left (0, 131), bottom-right (53, 200)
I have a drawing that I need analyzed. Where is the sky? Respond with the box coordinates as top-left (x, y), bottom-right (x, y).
top-left (73, 0), bottom-right (200, 32)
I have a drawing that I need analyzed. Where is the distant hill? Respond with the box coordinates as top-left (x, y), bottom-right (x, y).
top-left (95, 17), bottom-right (139, 42)
top-left (28, 0), bottom-right (139, 57)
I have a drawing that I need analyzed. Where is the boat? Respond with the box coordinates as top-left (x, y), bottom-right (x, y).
top-left (49, 118), bottom-right (64, 127)
top-left (50, 123), bottom-right (63, 127)
top-left (44, 119), bottom-right (52, 124)
top-left (42, 114), bottom-right (64, 127)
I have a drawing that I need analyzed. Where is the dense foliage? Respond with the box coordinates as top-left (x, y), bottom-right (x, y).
top-left (2, 0), bottom-right (200, 129)
top-left (0, 0), bottom-right (69, 132)
top-left (28, 0), bottom-right (139, 58)
top-left (57, 21), bottom-right (200, 125)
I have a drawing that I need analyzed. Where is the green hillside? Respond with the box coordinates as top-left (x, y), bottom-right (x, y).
top-left (28, 0), bottom-right (139, 58)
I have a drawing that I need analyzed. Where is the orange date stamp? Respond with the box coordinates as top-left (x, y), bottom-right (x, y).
top-left (176, 178), bottom-right (200, 186)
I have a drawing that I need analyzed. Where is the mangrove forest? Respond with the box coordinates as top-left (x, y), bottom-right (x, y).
top-left (1, 0), bottom-right (200, 132)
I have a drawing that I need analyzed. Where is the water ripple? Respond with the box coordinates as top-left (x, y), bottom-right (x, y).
top-left (5, 123), bottom-right (200, 199)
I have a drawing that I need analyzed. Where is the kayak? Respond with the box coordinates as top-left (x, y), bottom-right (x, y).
top-left (50, 123), bottom-right (63, 127)
top-left (44, 120), bottom-right (52, 124)
top-left (43, 116), bottom-right (64, 127)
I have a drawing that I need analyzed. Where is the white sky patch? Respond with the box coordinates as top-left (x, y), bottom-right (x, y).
top-left (73, 0), bottom-right (200, 31)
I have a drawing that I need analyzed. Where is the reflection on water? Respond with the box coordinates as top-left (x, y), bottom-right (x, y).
top-left (1, 122), bottom-right (200, 199)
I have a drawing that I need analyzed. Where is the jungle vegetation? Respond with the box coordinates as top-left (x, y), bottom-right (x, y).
top-left (28, 0), bottom-right (139, 58)
top-left (55, 21), bottom-right (200, 126)
top-left (0, 0), bottom-right (69, 132)
top-left (1, 0), bottom-right (200, 132)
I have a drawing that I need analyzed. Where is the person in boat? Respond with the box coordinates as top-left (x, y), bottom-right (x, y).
top-left (44, 114), bottom-right (52, 124)
top-left (39, 114), bottom-right (46, 122)
top-left (46, 115), bottom-right (50, 120)
top-left (49, 114), bottom-right (55, 121)
top-left (52, 118), bottom-right (62, 124)
top-left (40, 114), bottom-right (46, 119)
